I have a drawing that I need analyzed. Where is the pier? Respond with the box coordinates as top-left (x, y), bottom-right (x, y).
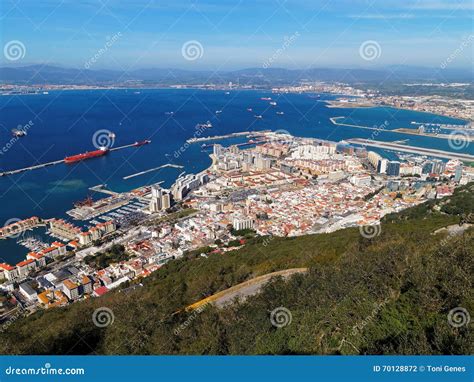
top-left (347, 138), bottom-right (474, 162)
top-left (200, 139), bottom-right (269, 149)
top-left (123, 163), bottom-right (184, 180)
top-left (0, 141), bottom-right (151, 177)
top-left (0, 159), bottom-right (64, 177)
top-left (89, 184), bottom-right (119, 196)
top-left (186, 130), bottom-right (270, 144)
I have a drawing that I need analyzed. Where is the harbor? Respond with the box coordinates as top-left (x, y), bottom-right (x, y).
top-left (1, 89), bottom-right (471, 265)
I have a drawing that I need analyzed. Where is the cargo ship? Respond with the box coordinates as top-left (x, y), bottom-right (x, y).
top-left (133, 140), bottom-right (151, 147)
top-left (64, 147), bottom-right (109, 164)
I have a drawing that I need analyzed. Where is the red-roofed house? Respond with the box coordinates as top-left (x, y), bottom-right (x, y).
top-left (41, 246), bottom-right (60, 258)
top-left (0, 263), bottom-right (18, 281)
top-left (93, 286), bottom-right (109, 297)
top-left (68, 240), bottom-right (79, 248)
top-left (51, 242), bottom-right (67, 256)
top-left (16, 259), bottom-right (36, 278)
top-left (27, 252), bottom-right (46, 267)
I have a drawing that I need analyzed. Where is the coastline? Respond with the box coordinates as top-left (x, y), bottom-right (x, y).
top-left (1, 89), bottom-right (472, 264)
top-left (325, 100), bottom-right (471, 124)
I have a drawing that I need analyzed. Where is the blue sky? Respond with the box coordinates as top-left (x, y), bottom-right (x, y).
top-left (0, 0), bottom-right (472, 70)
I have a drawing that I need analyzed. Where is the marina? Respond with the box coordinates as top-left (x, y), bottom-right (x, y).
top-left (17, 236), bottom-right (49, 252)
top-left (330, 116), bottom-right (472, 142)
top-left (347, 138), bottom-right (474, 162)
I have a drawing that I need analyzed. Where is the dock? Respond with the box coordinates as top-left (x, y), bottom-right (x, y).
top-left (89, 184), bottom-right (119, 196)
top-left (0, 159), bottom-right (64, 177)
top-left (200, 139), bottom-right (268, 149)
top-left (123, 163), bottom-right (184, 180)
top-left (347, 138), bottom-right (474, 162)
top-left (0, 141), bottom-right (151, 178)
top-left (186, 130), bottom-right (270, 144)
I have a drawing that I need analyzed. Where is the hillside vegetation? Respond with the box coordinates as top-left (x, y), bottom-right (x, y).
top-left (1, 184), bottom-right (473, 355)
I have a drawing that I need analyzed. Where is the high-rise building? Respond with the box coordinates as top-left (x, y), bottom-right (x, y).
top-left (386, 161), bottom-right (401, 176)
top-left (149, 198), bottom-right (161, 213)
top-left (367, 151), bottom-right (382, 169)
top-left (171, 173), bottom-right (207, 201)
top-left (151, 186), bottom-right (162, 199)
top-left (232, 218), bottom-right (254, 231)
top-left (213, 144), bottom-right (224, 157)
top-left (149, 185), bottom-right (171, 212)
top-left (377, 159), bottom-right (388, 174)
top-left (161, 192), bottom-right (171, 210)
top-left (454, 165), bottom-right (463, 182)
top-left (422, 161), bottom-right (434, 174)
top-left (432, 160), bottom-right (446, 175)
top-left (150, 185), bottom-right (163, 212)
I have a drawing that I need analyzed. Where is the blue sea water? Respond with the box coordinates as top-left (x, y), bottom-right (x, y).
top-left (0, 89), bottom-right (470, 264)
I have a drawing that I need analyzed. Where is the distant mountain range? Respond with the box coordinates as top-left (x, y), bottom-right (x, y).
top-left (0, 64), bottom-right (472, 86)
